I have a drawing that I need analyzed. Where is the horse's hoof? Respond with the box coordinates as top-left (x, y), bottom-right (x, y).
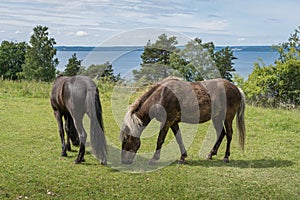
top-left (178, 159), bottom-right (186, 164)
top-left (74, 158), bottom-right (84, 164)
top-left (101, 161), bottom-right (107, 165)
top-left (74, 160), bottom-right (81, 164)
top-left (61, 152), bottom-right (68, 157)
top-left (205, 155), bottom-right (213, 160)
top-left (223, 158), bottom-right (229, 163)
top-left (148, 158), bottom-right (157, 165)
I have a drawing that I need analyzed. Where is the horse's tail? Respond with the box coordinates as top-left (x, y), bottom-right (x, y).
top-left (86, 87), bottom-right (107, 164)
top-left (236, 88), bottom-right (246, 151)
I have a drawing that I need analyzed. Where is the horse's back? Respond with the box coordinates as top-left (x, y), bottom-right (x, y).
top-left (157, 78), bottom-right (241, 123)
top-left (199, 79), bottom-right (242, 119)
top-left (51, 76), bottom-right (97, 113)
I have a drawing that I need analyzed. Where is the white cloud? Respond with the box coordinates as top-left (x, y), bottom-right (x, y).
top-left (75, 31), bottom-right (88, 37)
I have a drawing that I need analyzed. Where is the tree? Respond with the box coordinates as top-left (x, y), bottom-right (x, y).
top-left (213, 46), bottom-right (237, 82)
top-left (21, 25), bottom-right (58, 82)
top-left (170, 38), bottom-right (236, 82)
top-left (79, 61), bottom-right (121, 82)
top-left (273, 26), bottom-right (300, 64)
top-left (0, 41), bottom-right (27, 80)
top-left (170, 39), bottom-right (215, 81)
top-left (133, 33), bottom-right (179, 83)
top-left (64, 53), bottom-right (82, 76)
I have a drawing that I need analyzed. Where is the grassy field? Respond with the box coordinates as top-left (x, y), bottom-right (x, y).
top-left (0, 81), bottom-right (299, 199)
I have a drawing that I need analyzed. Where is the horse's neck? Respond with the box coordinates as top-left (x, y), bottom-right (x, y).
top-left (134, 103), bottom-right (151, 127)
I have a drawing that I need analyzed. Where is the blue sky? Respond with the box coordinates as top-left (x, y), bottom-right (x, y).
top-left (0, 0), bottom-right (299, 46)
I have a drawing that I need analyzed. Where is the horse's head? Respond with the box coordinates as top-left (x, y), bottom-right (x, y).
top-left (120, 112), bottom-right (144, 164)
top-left (120, 129), bottom-right (141, 164)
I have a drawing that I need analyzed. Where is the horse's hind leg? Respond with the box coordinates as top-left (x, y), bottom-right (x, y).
top-left (171, 123), bottom-right (187, 164)
top-left (64, 115), bottom-right (72, 151)
top-left (206, 117), bottom-right (226, 160)
top-left (54, 111), bottom-right (68, 157)
top-left (223, 120), bottom-right (233, 163)
top-left (72, 115), bottom-right (87, 164)
top-left (65, 114), bottom-right (80, 151)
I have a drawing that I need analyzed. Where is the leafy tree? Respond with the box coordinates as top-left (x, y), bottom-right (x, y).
top-left (21, 25), bottom-right (58, 82)
top-left (170, 39), bottom-right (215, 81)
top-left (64, 53), bottom-right (82, 76)
top-left (79, 61), bottom-right (120, 82)
top-left (170, 38), bottom-right (236, 82)
top-left (273, 26), bottom-right (300, 64)
top-left (0, 41), bottom-right (27, 80)
top-left (213, 46), bottom-right (237, 82)
top-left (133, 33), bottom-right (179, 83)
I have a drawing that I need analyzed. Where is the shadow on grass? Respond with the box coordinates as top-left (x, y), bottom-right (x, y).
top-left (184, 159), bottom-right (295, 168)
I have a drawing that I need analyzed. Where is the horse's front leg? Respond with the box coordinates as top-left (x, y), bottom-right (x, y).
top-left (171, 123), bottom-right (187, 164)
top-left (149, 125), bottom-right (170, 165)
top-left (54, 111), bottom-right (67, 157)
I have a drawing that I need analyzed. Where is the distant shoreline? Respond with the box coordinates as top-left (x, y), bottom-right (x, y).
top-left (55, 45), bottom-right (277, 52)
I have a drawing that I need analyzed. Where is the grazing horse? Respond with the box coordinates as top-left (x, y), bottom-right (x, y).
top-left (120, 77), bottom-right (246, 164)
top-left (50, 75), bottom-right (107, 164)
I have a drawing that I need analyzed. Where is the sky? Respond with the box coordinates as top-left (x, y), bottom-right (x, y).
top-left (0, 0), bottom-right (299, 46)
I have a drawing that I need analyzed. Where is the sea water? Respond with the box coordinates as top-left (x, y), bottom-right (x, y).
top-left (55, 46), bottom-right (278, 79)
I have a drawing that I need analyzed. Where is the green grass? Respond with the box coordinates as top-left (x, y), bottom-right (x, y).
top-left (0, 81), bottom-right (299, 199)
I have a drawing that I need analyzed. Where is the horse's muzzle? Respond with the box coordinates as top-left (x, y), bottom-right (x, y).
top-left (121, 150), bottom-right (136, 164)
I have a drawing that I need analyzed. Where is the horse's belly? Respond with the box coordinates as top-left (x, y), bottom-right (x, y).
top-left (179, 104), bottom-right (211, 124)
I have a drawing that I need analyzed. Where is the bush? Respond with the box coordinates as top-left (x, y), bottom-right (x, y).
top-left (243, 59), bottom-right (300, 108)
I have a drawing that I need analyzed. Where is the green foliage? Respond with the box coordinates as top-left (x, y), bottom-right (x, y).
top-left (21, 25), bottom-right (58, 82)
top-left (170, 38), bottom-right (236, 82)
top-left (170, 38), bottom-right (219, 81)
top-left (137, 35), bottom-right (237, 83)
top-left (63, 53), bottom-right (82, 76)
top-left (243, 27), bottom-right (300, 108)
top-left (0, 41), bottom-right (27, 80)
top-left (233, 73), bottom-right (245, 88)
top-left (273, 26), bottom-right (300, 64)
top-left (133, 34), bottom-right (179, 83)
top-left (243, 59), bottom-right (300, 107)
top-left (79, 61), bottom-right (121, 82)
top-left (213, 46), bottom-right (237, 82)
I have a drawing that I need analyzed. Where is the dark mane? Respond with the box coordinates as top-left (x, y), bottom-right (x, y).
top-left (129, 77), bottom-right (181, 114)
top-left (129, 84), bottom-right (161, 113)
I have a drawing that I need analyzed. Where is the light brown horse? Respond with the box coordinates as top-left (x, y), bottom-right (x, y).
top-left (120, 77), bottom-right (245, 164)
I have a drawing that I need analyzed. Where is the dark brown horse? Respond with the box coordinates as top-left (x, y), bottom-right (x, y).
top-left (120, 77), bottom-right (246, 164)
top-left (50, 75), bottom-right (107, 164)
